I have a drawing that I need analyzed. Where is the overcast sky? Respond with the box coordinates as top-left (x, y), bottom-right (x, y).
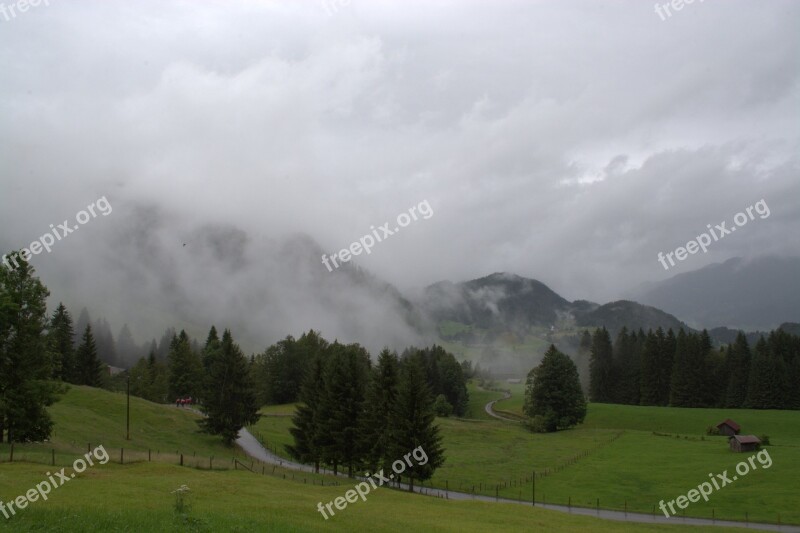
top-left (1, 0), bottom-right (798, 348)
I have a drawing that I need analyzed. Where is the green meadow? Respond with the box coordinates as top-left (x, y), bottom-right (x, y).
top-left (1, 386), bottom-right (796, 531)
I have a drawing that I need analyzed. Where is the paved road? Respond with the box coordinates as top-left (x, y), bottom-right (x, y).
top-left (235, 426), bottom-right (796, 532)
top-left (484, 389), bottom-right (518, 422)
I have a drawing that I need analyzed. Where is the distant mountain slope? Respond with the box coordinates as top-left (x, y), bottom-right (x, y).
top-left (420, 273), bottom-right (689, 336)
top-left (574, 300), bottom-right (690, 336)
top-left (420, 272), bottom-right (571, 330)
top-left (633, 256), bottom-right (800, 330)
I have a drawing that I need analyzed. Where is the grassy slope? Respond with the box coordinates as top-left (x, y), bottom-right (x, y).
top-left (0, 462), bottom-right (755, 532)
top-left (0, 385), bottom-right (250, 467)
top-left (253, 394), bottom-right (800, 525)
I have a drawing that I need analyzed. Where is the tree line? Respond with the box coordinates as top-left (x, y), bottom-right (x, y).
top-left (287, 345), bottom-right (446, 490)
top-left (586, 326), bottom-right (800, 409)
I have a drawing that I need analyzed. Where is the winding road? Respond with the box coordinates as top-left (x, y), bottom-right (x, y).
top-left (231, 405), bottom-right (798, 533)
top-left (484, 389), bottom-right (519, 422)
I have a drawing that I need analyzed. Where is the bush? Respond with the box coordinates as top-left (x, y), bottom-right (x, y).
top-left (433, 394), bottom-right (453, 417)
top-left (524, 415), bottom-right (549, 433)
top-left (706, 426), bottom-right (721, 436)
top-left (760, 434), bottom-right (771, 445)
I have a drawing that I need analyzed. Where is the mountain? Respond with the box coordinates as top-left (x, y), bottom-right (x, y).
top-left (420, 272), bottom-right (571, 331)
top-left (574, 300), bottom-right (690, 336)
top-left (419, 273), bottom-right (689, 336)
top-left (632, 256), bottom-right (800, 330)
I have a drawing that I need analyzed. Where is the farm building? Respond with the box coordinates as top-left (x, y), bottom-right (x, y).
top-left (729, 434), bottom-right (761, 453)
top-left (716, 419), bottom-right (741, 437)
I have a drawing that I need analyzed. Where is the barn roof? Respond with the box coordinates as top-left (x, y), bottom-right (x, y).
top-left (731, 434), bottom-right (761, 444)
top-left (716, 418), bottom-right (741, 431)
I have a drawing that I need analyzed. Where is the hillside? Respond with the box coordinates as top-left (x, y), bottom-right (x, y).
top-left (634, 256), bottom-right (800, 331)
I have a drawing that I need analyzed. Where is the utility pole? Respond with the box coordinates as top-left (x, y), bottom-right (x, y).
top-left (126, 374), bottom-right (130, 440)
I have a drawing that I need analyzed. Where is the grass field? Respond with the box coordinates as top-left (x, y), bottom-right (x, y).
top-left (253, 391), bottom-right (800, 525)
top-left (1, 386), bottom-right (797, 530)
top-left (0, 462), bottom-right (758, 532)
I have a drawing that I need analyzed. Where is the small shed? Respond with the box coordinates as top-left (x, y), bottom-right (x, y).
top-left (729, 434), bottom-right (761, 453)
top-left (716, 419), bottom-right (741, 437)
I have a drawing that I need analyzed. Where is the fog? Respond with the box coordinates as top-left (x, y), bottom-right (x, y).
top-left (1, 0), bottom-right (798, 352)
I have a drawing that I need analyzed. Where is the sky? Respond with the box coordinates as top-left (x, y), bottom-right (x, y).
top-left (1, 0), bottom-right (798, 350)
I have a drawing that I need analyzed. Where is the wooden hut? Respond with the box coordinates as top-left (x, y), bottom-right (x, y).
top-left (716, 419), bottom-right (741, 437)
top-left (729, 434), bottom-right (761, 453)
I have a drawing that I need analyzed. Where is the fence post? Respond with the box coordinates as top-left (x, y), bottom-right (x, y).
top-left (120, 448), bottom-right (124, 464)
top-left (148, 449), bottom-right (151, 462)
top-left (596, 498), bottom-right (599, 514)
top-left (180, 454), bottom-right (183, 467)
top-left (531, 470), bottom-right (535, 506)
top-left (52, 449), bottom-right (55, 466)
top-left (9, 443), bottom-right (14, 462)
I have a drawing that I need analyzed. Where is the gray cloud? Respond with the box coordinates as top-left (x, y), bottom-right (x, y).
top-left (1, 0), bottom-right (798, 348)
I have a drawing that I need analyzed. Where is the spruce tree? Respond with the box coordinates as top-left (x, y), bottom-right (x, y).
top-left (287, 353), bottom-right (327, 472)
top-left (724, 332), bottom-right (751, 407)
top-left (167, 330), bottom-right (202, 400)
top-left (388, 352), bottom-right (445, 491)
top-left (524, 345), bottom-right (586, 432)
top-left (320, 342), bottom-right (370, 477)
top-left (669, 329), bottom-right (696, 406)
top-left (745, 337), bottom-right (784, 409)
top-left (639, 330), bottom-right (660, 405)
top-left (589, 327), bottom-right (613, 402)
top-left (359, 348), bottom-right (400, 473)
top-left (75, 324), bottom-right (105, 387)
top-left (0, 257), bottom-right (61, 443)
top-left (48, 303), bottom-right (75, 382)
top-left (197, 329), bottom-right (260, 445)
top-left (613, 328), bottom-right (640, 405)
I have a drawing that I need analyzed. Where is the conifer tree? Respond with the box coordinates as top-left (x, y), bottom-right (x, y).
top-left (524, 344), bottom-right (586, 432)
top-left (287, 353), bottom-right (327, 472)
top-left (75, 324), bottom-right (105, 387)
top-left (388, 352), bottom-right (445, 491)
top-left (0, 256), bottom-right (61, 443)
top-left (724, 332), bottom-right (751, 408)
top-left (197, 329), bottom-right (260, 445)
top-left (359, 348), bottom-right (400, 473)
top-left (48, 303), bottom-right (75, 382)
top-left (589, 327), bottom-right (613, 402)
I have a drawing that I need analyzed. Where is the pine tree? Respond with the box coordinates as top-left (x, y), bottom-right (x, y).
top-left (0, 256), bottom-right (62, 443)
top-left (320, 342), bottom-right (370, 477)
top-left (359, 348), bottom-right (400, 473)
top-left (589, 327), bottom-right (613, 402)
top-left (659, 328), bottom-right (675, 405)
top-left (745, 337), bottom-right (785, 409)
top-left (116, 324), bottom-right (140, 368)
top-left (75, 324), bottom-right (105, 387)
top-left (613, 328), bottom-right (640, 405)
top-left (48, 303), bottom-right (75, 382)
top-left (724, 332), bottom-right (751, 407)
top-left (388, 352), bottom-right (445, 491)
top-left (287, 352), bottom-right (327, 472)
top-left (639, 330), bottom-right (660, 406)
top-left (669, 329), bottom-right (697, 407)
top-left (167, 330), bottom-right (202, 400)
top-left (523, 344), bottom-right (586, 432)
top-left (197, 329), bottom-right (260, 445)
